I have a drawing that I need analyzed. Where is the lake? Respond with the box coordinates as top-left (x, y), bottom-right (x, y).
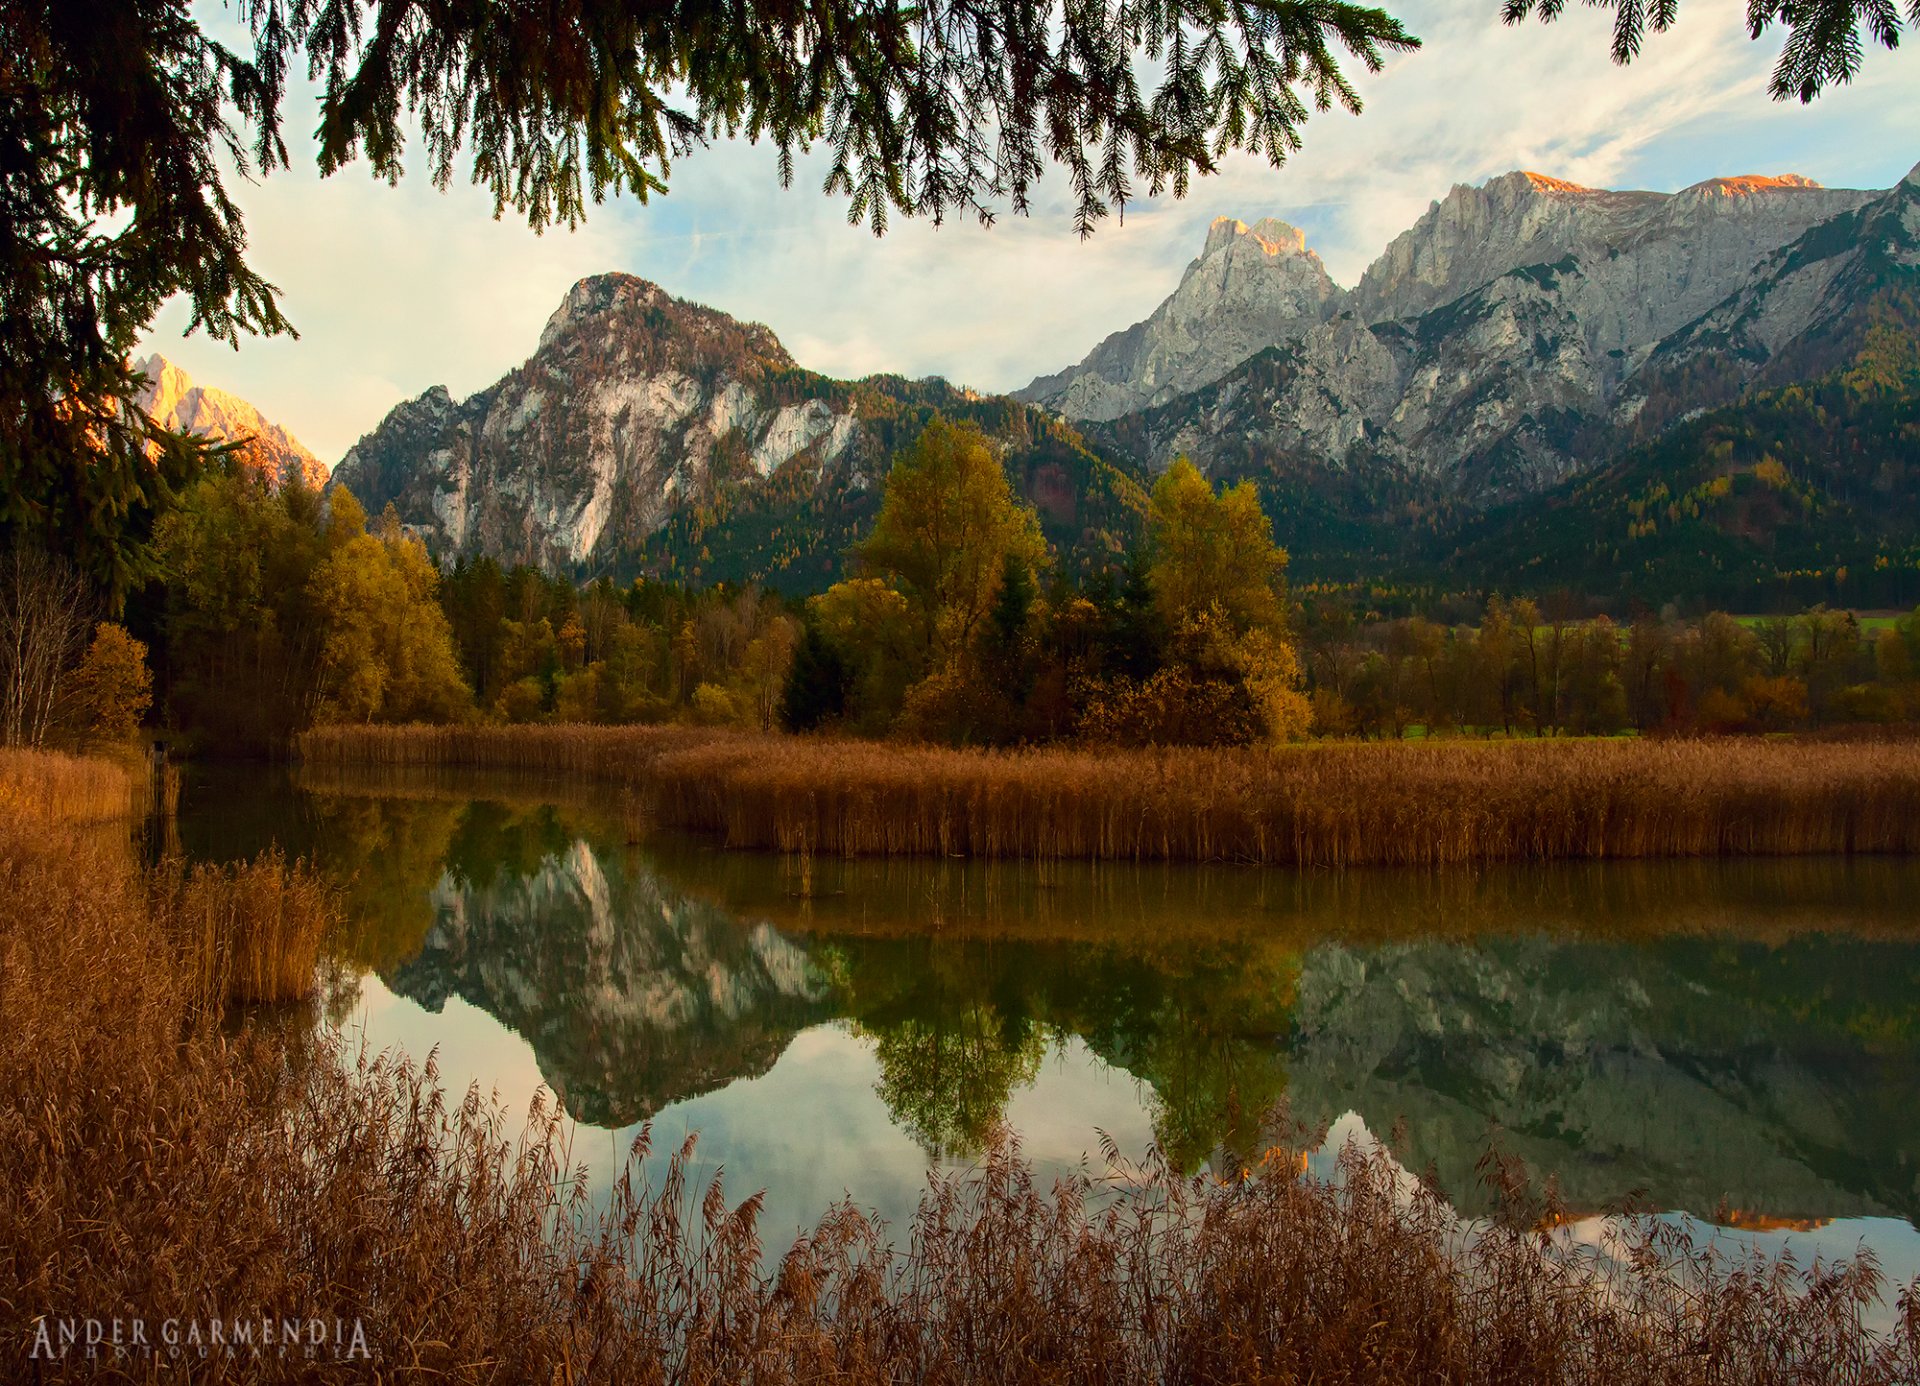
top-left (173, 764), bottom-right (1920, 1288)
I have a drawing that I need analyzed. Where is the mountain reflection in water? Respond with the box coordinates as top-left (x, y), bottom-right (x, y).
top-left (180, 769), bottom-right (1920, 1233)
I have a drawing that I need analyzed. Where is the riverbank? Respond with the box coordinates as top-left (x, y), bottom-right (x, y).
top-left (6, 748), bottom-right (1918, 1380)
top-left (295, 725), bottom-right (1920, 865)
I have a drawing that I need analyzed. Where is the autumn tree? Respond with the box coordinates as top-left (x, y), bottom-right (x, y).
top-left (805, 576), bottom-right (919, 732)
top-left (1141, 458), bottom-right (1309, 742)
top-left (308, 499), bottom-right (472, 725)
top-left (157, 474), bottom-right (470, 742)
top-left (857, 417), bottom-right (1047, 675)
top-left (65, 622), bottom-right (153, 741)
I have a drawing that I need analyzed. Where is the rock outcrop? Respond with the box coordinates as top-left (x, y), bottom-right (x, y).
top-left (331, 275), bottom-right (867, 572)
top-left (1019, 217), bottom-right (1344, 421)
top-left (134, 353), bottom-right (327, 490)
top-left (332, 274), bottom-right (1146, 581)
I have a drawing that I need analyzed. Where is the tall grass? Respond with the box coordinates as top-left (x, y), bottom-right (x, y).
top-left (150, 848), bottom-right (340, 1009)
top-left (4, 755), bottom-right (1918, 1380)
top-left (0, 745), bottom-right (139, 825)
top-left (299, 725), bottom-right (1920, 864)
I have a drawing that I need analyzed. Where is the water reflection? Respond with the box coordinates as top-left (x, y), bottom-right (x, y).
top-left (177, 766), bottom-right (1920, 1233)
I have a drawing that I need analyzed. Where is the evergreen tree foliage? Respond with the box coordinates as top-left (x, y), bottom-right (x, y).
top-left (2, 0), bottom-right (293, 601)
top-left (1503, 0), bottom-right (1919, 102)
top-left (780, 620), bottom-right (851, 732)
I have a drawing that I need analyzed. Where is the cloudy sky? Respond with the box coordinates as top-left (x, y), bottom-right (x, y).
top-left (137, 0), bottom-right (1920, 464)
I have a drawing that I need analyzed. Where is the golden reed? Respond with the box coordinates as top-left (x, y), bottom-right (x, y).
top-left (298, 726), bottom-right (1920, 865)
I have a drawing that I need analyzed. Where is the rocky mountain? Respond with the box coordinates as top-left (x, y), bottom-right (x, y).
top-left (1019, 217), bottom-right (1345, 421)
top-left (1034, 167), bottom-right (1910, 504)
top-left (1284, 930), bottom-right (1920, 1222)
top-left (135, 352), bottom-right (327, 489)
top-left (386, 837), bottom-right (833, 1128)
top-left (332, 274), bottom-right (1147, 588)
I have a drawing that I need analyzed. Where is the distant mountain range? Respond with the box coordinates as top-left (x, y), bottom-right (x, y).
top-left (135, 353), bottom-right (327, 491)
top-left (157, 158), bottom-right (1920, 603)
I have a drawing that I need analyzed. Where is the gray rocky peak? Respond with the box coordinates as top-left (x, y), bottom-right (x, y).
top-left (1068, 162), bottom-right (1899, 504)
top-left (1018, 212), bottom-right (1344, 421)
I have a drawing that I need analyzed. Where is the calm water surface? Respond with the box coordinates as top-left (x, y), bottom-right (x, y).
top-left (176, 765), bottom-right (1920, 1285)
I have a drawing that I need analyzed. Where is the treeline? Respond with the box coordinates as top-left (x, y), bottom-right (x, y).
top-left (124, 416), bottom-right (1307, 752)
top-left (1297, 599), bottom-right (1920, 737)
top-left (10, 410), bottom-right (1920, 756)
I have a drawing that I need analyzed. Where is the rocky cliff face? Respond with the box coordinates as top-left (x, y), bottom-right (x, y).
top-left (333, 274), bottom-right (1146, 582)
top-left (135, 353), bottom-right (327, 490)
top-left (1020, 217), bottom-right (1344, 421)
top-left (331, 275), bottom-right (869, 572)
top-left (1033, 168), bottom-right (1893, 501)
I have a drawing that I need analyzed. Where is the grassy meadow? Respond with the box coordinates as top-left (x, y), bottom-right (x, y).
top-left (297, 724), bottom-right (1920, 866)
top-left (5, 750), bottom-right (1920, 1381)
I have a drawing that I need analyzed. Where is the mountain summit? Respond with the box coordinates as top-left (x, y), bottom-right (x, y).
top-left (1037, 167), bottom-right (1891, 499)
top-left (330, 274), bottom-right (1147, 586)
top-left (1019, 215), bottom-right (1344, 421)
top-left (134, 353), bottom-right (326, 490)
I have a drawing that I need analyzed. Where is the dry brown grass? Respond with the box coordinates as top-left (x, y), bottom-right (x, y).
top-left (300, 725), bottom-right (1920, 864)
top-left (7, 751), bottom-right (1918, 1382)
top-left (150, 848), bottom-right (341, 1009)
top-left (0, 745), bottom-right (139, 825)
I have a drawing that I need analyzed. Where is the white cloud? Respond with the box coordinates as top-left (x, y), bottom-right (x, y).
top-left (137, 0), bottom-right (1920, 464)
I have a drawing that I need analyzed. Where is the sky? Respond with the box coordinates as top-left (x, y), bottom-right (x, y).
top-left (136, 0), bottom-right (1920, 465)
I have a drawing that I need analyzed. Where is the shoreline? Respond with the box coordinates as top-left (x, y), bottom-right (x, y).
top-left (294, 725), bottom-right (1920, 866)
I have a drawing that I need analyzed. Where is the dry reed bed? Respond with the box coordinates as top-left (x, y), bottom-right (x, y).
top-left (0, 745), bottom-right (140, 825)
top-left (150, 848), bottom-right (340, 1009)
top-left (301, 726), bottom-right (1920, 865)
top-left (5, 755), bottom-right (1919, 1381)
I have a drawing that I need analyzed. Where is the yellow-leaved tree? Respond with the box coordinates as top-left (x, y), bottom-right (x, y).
top-left (1140, 457), bottom-right (1308, 742)
top-left (309, 490), bottom-right (472, 724)
top-left (65, 622), bottom-right (153, 741)
top-left (856, 417), bottom-right (1047, 674)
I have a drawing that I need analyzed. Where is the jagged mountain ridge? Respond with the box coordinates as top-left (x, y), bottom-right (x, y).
top-left (1034, 168), bottom-right (1908, 501)
top-left (329, 161), bottom-right (1918, 598)
top-left (1018, 216), bottom-right (1345, 421)
top-left (331, 275), bottom-right (1148, 587)
top-left (135, 353), bottom-right (328, 490)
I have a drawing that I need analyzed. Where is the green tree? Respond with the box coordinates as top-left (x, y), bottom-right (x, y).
top-left (154, 469), bottom-right (328, 748)
top-left (863, 1002), bottom-right (1047, 1160)
top-left (780, 620), bottom-right (852, 732)
top-left (857, 416), bottom-right (1047, 673)
top-left (808, 578), bottom-right (918, 731)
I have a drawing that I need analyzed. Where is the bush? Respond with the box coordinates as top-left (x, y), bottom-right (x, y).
top-left (691, 681), bottom-right (739, 725)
